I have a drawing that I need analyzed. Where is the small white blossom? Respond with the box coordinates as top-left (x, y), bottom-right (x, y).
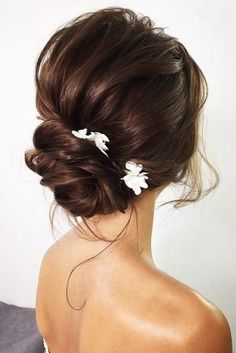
top-left (72, 128), bottom-right (110, 157)
top-left (120, 161), bottom-right (149, 195)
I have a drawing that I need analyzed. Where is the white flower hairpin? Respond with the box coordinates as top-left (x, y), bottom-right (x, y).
top-left (72, 128), bottom-right (110, 157)
top-left (120, 161), bottom-right (149, 195)
top-left (71, 128), bottom-right (149, 195)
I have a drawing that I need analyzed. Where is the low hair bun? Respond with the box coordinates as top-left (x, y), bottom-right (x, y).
top-left (25, 119), bottom-right (132, 218)
top-left (52, 156), bottom-right (130, 218)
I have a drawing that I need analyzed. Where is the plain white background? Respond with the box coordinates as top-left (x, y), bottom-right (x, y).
top-left (0, 0), bottom-right (235, 348)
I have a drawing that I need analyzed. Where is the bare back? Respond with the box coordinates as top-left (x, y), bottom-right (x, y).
top-left (36, 229), bottom-right (232, 353)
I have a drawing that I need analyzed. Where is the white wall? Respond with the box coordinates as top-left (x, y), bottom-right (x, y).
top-left (0, 0), bottom-right (235, 347)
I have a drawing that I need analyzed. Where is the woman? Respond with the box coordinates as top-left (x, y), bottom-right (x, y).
top-left (25, 6), bottom-right (232, 353)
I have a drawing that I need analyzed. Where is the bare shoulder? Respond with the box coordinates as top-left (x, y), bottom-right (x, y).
top-left (191, 295), bottom-right (232, 352)
top-left (184, 301), bottom-right (233, 353)
top-left (36, 233), bottom-right (232, 353)
top-left (148, 269), bottom-right (233, 353)
top-left (178, 291), bottom-right (232, 353)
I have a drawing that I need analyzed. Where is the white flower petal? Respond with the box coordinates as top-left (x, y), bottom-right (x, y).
top-left (133, 185), bottom-right (141, 195)
top-left (95, 132), bottom-right (110, 142)
top-left (125, 161), bottom-right (143, 175)
top-left (139, 177), bottom-right (148, 188)
top-left (72, 128), bottom-right (89, 139)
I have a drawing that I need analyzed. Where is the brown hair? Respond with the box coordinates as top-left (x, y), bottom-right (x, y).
top-left (24, 6), bottom-right (219, 309)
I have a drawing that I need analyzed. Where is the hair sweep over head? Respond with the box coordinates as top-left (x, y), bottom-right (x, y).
top-left (24, 6), bottom-right (219, 310)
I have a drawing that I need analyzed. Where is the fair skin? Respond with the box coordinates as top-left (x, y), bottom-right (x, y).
top-left (36, 185), bottom-right (232, 353)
